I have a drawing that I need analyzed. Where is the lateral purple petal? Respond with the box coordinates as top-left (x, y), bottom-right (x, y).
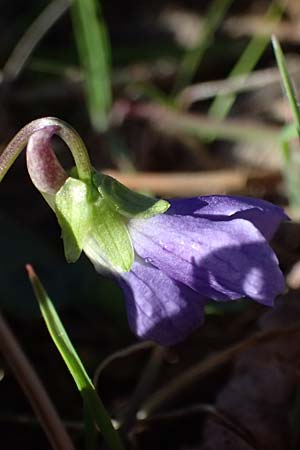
top-left (167, 195), bottom-right (288, 240)
top-left (118, 259), bottom-right (206, 345)
top-left (129, 215), bottom-right (285, 305)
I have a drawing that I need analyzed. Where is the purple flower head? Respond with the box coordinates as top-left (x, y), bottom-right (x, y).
top-left (86, 195), bottom-right (287, 346)
top-left (0, 118), bottom-right (287, 347)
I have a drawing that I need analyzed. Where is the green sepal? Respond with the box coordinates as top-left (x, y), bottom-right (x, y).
top-left (90, 198), bottom-right (134, 272)
top-left (93, 172), bottom-right (170, 219)
top-left (55, 177), bottom-right (92, 263)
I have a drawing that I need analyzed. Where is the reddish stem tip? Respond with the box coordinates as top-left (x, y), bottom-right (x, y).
top-left (25, 263), bottom-right (36, 280)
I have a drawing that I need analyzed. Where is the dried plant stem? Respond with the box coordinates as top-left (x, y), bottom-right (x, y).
top-left (120, 346), bottom-right (165, 431)
top-left (0, 312), bottom-right (75, 450)
top-left (179, 60), bottom-right (300, 106)
top-left (140, 322), bottom-right (300, 417)
top-left (93, 341), bottom-right (155, 387)
top-left (106, 168), bottom-right (281, 197)
top-left (0, 412), bottom-right (83, 431)
top-left (129, 103), bottom-right (279, 144)
top-left (140, 404), bottom-right (258, 449)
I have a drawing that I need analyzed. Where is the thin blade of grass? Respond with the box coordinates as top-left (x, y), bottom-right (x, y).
top-left (279, 140), bottom-right (300, 207)
top-left (208, 1), bottom-right (284, 125)
top-left (174, 0), bottom-right (235, 93)
top-left (71, 0), bottom-right (111, 132)
top-left (1, 0), bottom-right (71, 82)
top-left (272, 36), bottom-right (300, 136)
top-left (273, 36), bottom-right (300, 207)
top-left (26, 264), bottom-right (124, 450)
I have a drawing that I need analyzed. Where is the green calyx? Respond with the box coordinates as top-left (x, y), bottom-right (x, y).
top-left (55, 177), bottom-right (92, 263)
top-left (54, 171), bottom-right (169, 272)
top-left (89, 197), bottom-right (134, 272)
top-left (92, 171), bottom-right (170, 219)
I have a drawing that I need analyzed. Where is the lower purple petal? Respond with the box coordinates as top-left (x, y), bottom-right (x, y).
top-left (118, 259), bottom-right (206, 345)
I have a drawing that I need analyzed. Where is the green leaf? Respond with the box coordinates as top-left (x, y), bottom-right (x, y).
top-left (91, 199), bottom-right (134, 272)
top-left (93, 172), bottom-right (170, 219)
top-left (55, 177), bottom-right (92, 263)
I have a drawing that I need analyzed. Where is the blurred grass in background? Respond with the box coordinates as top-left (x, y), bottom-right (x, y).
top-left (71, 0), bottom-right (112, 132)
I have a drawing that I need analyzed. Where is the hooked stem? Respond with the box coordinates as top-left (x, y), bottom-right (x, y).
top-left (0, 117), bottom-right (92, 182)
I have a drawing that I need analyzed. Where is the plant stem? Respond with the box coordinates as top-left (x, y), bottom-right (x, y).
top-left (0, 117), bottom-right (92, 182)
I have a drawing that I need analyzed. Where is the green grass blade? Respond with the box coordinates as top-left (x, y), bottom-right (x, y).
top-left (71, 0), bottom-right (112, 132)
top-left (272, 36), bottom-right (300, 136)
top-left (84, 400), bottom-right (98, 450)
top-left (174, 0), bottom-right (234, 93)
top-left (208, 1), bottom-right (284, 123)
top-left (26, 264), bottom-right (124, 450)
top-left (273, 36), bottom-right (300, 207)
top-left (279, 140), bottom-right (300, 207)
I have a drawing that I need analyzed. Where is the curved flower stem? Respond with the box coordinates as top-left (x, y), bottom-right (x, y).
top-left (119, 346), bottom-right (165, 432)
top-left (0, 117), bottom-right (92, 182)
top-left (93, 341), bottom-right (155, 387)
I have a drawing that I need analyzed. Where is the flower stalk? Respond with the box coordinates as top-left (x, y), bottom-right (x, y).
top-left (0, 117), bottom-right (92, 182)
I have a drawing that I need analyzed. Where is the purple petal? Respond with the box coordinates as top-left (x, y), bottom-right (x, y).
top-left (118, 259), bottom-right (206, 345)
top-left (167, 195), bottom-right (288, 240)
top-left (129, 215), bottom-right (285, 306)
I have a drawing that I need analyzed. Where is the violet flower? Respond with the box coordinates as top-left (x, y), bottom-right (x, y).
top-left (0, 118), bottom-right (287, 346)
top-left (104, 196), bottom-right (286, 345)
